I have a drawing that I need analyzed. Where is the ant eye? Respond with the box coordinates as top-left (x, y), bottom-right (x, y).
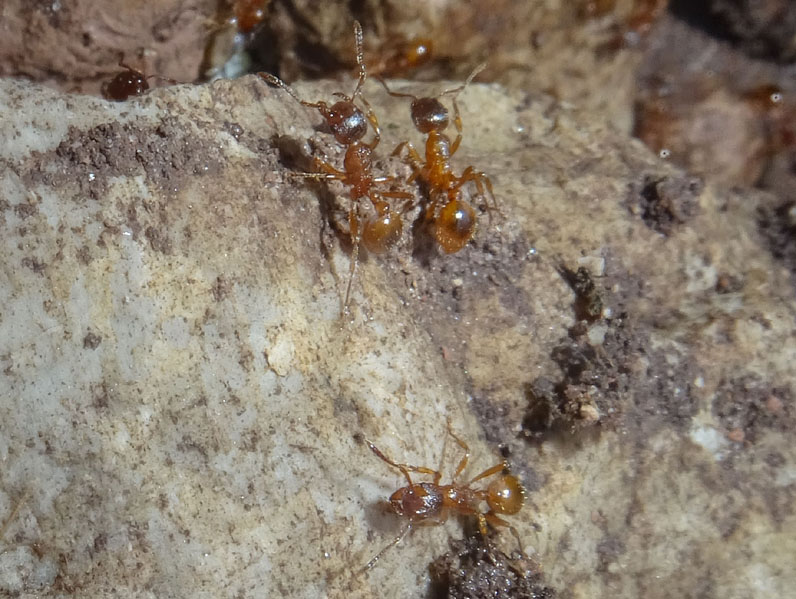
top-left (434, 199), bottom-right (476, 253)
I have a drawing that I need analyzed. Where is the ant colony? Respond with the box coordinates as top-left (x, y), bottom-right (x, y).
top-left (259, 22), bottom-right (496, 313)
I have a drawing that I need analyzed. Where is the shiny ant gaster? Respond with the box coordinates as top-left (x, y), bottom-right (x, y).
top-left (260, 22), bottom-right (413, 312)
top-left (364, 421), bottom-right (525, 570)
top-left (380, 65), bottom-right (497, 254)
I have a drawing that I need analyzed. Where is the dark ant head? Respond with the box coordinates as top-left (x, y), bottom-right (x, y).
top-left (322, 100), bottom-right (369, 145)
top-left (259, 22), bottom-right (376, 147)
top-left (380, 62), bottom-right (485, 135)
top-left (102, 60), bottom-right (149, 101)
top-left (410, 97), bottom-right (449, 133)
top-left (103, 71), bottom-right (149, 101)
top-left (389, 483), bottom-right (442, 520)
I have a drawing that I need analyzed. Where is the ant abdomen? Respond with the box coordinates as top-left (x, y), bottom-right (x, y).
top-left (362, 201), bottom-right (403, 254)
top-left (487, 473), bottom-right (525, 516)
top-left (434, 198), bottom-right (476, 254)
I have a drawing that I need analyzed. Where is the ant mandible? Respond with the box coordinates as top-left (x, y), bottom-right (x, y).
top-left (379, 65), bottom-right (497, 254)
top-left (259, 22), bottom-right (413, 313)
top-left (363, 420), bottom-right (525, 570)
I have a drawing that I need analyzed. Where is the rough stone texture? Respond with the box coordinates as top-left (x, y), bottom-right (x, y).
top-left (634, 15), bottom-right (796, 191)
top-left (0, 0), bottom-right (216, 94)
top-left (0, 72), bottom-right (794, 599)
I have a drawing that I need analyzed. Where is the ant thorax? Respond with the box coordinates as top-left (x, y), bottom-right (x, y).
top-left (390, 483), bottom-right (444, 520)
top-left (424, 132), bottom-right (454, 179)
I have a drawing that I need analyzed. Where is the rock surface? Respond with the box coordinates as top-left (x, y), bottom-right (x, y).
top-left (0, 74), bottom-right (794, 598)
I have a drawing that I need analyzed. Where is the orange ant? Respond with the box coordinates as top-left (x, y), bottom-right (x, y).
top-left (259, 22), bottom-right (413, 312)
top-left (379, 65), bottom-right (497, 254)
top-left (369, 37), bottom-right (434, 78)
top-left (363, 421), bottom-right (525, 570)
top-left (102, 58), bottom-right (178, 102)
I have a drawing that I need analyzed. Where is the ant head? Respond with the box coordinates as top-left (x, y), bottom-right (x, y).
top-left (103, 69), bottom-right (149, 101)
top-left (410, 97), bottom-right (449, 133)
top-left (486, 472), bottom-right (525, 516)
top-left (389, 483), bottom-right (442, 520)
top-left (434, 197), bottom-right (476, 254)
top-left (321, 100), bottom-right (368, 145)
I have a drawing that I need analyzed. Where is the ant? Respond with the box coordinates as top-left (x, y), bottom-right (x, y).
top-left (229, 0), bottom-right (269, 34)
top-left (363, 420), bottom-right (525, 570)
top-left (369, 37), bottom-right (434, 78)
top-left (259, 22), bottom-right (413, 312)
top-left (379, 65), bottom-right (497, 254)
top-left (102, 58), bottom-right (177, 102)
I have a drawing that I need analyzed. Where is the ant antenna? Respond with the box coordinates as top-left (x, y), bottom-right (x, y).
top-left (375, 76), bottom-right (419, 100)
top-left (363, 521), bottom-right (412, 571)
top-left (351, 20), bottom-right (367, 100)
top-left (260, 73), bottom-right (309, 106)
top-left (440, 62), bottom-right (487, 98)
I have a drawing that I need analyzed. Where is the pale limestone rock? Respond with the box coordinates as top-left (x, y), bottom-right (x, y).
top-left (0, 75), bottom-right (794, 598)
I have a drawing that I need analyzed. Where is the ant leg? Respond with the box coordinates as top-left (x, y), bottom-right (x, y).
top-left (366, 440), bottom-right (442, 485)
top-left (476, 513), bottom-right (490, 537)
top-left (484, 512), bottom-right (523, 554)
top-left (358, 95), bottom-right (381, 150)
top-left (391, 141), bottom-right (422, 164)
top-left (312, 156), bottom-right (346, 179)
top-left (450, 97), bottom-right (463, 156)
top-left (343, 201), bottom-right (362, 315)
top-left (379, 190), bottom-right (414, 200)
top-left (363, 521), bottom-right (412, 571)
top-left (372, 175), bottom-right (398, 183)
top-left (445, 419), bottom-right (471, 481)
top-left (391, 142), bottom-right (424, 184)
top-left (456, 167), bottom-right (498, 220)
top-left (467, 462), bottom-right (506, 486)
